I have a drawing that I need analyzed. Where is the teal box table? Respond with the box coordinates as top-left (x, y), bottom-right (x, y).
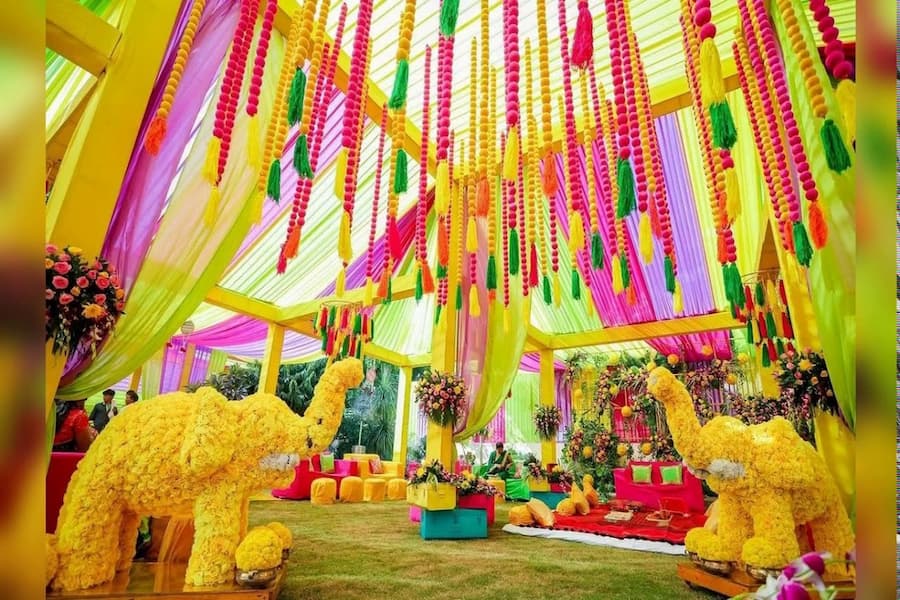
top-left (420, 508), bottom-right (488, 540)
top-left (529, 491), bottom-right (567, 508)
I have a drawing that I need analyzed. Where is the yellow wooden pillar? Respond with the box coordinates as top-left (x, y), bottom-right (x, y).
top-left (393, 366), bottom-right (413, 464)
top-left (258, 323), bottom-right (284, 394)
top-left (177, 344), bottom-right (196, 391)
top-left (538, 349), bottom-right (557, 467)
top-left (426, 184), bottom-right (462, 467)
top-left (128, 366), bottom-right (142, 391)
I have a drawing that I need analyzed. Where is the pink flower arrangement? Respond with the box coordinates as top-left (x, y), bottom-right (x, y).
top-left (414, 369), bottom-right (467, 426)
top-left (46, 244), bottom-right (125, 356)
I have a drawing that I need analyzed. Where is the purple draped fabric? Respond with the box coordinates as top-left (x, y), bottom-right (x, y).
top-left (555, 371), bottom-right (573, 443)
top-left (188, 346), bottom-right (211, 384)
top-left (61, 0), bottom-right (240, 383)
top-left (518, 352), bottom-right (566, 372)
top-left (159, 341), bottom-right (187, 394)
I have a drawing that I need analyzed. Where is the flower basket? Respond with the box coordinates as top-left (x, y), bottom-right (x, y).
top-left (407, 482), bottom-right (457, 511)
top-left (457, 493), bottom-right (495, 525)
top-left (528, 478), bottom-right (550, 492)
top-left (534, 405), bottom-right (562, 440)
top-left (415, 369), bottom-right (467, 427)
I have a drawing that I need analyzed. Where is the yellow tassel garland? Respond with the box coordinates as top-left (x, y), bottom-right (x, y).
top-left (202, 137), bottom-right (222, 184)
top-left (611, 254), bottom-right (624, 294)
top-left (469, 285), bottom-right (481, 317)
top-left (247, 115), bottom-right (261, 170)
top-left (835, 79), bottom-right (856, 146)
top-left (638, 212), bottom-right (653, 264)
top-left (699, 38), bottom-right (726, 105)
top-left (334, 148), bottom-right (348, 201)
top-left (502, 308), bottom-right (510, 332)
top-left (673, 279), bottom-right (684, 314)
top-left (364, 276), bottom-right (374, 306)
top-left (336, 266), bottom-right (346, 297)
top-left (249, 189), bottom-right (266, 224)
top-left (584, 285), bottom-right (594, 317)
top-left (552, 272), bottom-right (561, 307)
top-left (725, 166), bottom-right (741, 222)
top-left (338, 211), bottom-right (352, 263)
top-left (569, 211), bottom-right (585, 252)
top-left (436, 161), bottom-right (450, 214)
top-left (503, 125), bottom-right (519, 181)
top-left (466, 215), bottom-right (478, 253)
top-left (204, 185), bottom-right (220, 227)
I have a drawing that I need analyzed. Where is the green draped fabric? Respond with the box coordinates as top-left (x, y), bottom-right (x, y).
top-left (141, 347), bottom-right (165, 399)
top-left (506, 372), bottom-right (541, 444)
top-left (207, 349), bottom-right (228, 376)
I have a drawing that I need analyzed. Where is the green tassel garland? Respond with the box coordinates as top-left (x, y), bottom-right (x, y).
top-left (776, 338), bottom-right (785, 357)
top-left (440, 0), bottom-right (460, 35)
top-left (486, 254), bottom-right (497, 290)
top-left (820, 118), bottom-right (851, 173)
top-left (761, 349), bottom-right (771, 367)
top-left (294, 135), bottom-right (314, 178)
top-left (615, 158), bottom-right (636, 218)
top-left (353, 313), bottom-right (362, 335)
top-left (571, 268), bottom-right (581, 300)
top-left (590, 231), bottom-right (604, 269)
top-left (266, 159), bottom-right (281, 201)
top-left (765, 311), bottom-right (777, 337)
top-left (455, 283), bottom-right (463, 310)
top-left (509, 229), bottom-right (520, 275)
top-left (437, 264), bottom-right (448, 280)
top-left (754, 281), bottom-right (766, 307)
top-left (388, 59), bottom-right (409, 110)
top-left (708, 102), bottom-right (738, 149)
top-left (415, 267), bottom-right (423, 302)
top-left (434, 304), bottom-right (442, 325)
top-left (542, 274), bottom-right (552, 305)
top-left (327, 306), bottom-right (336, 327)
top-left (664, 255), bottom-right (676, 294)
top-left (729, 263), bottom-right (744, 308)
top-left (620, 256), bottom-right (631, 290)
top-left (745, 319), bottom-right (754, 344)
top-left (287, 69), bottom-right (307, 126)
top-left (394, 149), bottom-right (408, 194)
top-left (792, 221), bottom-right (813, 266)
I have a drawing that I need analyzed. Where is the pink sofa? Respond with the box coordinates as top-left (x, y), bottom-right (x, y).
top-left (612, 461), bottom-right (705, 514)
top-left (272, 455), bottom-right (359, 500)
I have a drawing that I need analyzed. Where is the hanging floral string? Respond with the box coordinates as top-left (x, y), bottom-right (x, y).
top-left (808, 0), bottom-right (855, 145)
top-left (501, 0), bottom-right (521, 189)
top-left (476, 0), bottom-right (492, 220)
top-left (415, 45), bottom-right (434, 303)
top-left (500, 137), bottom-right (512, 328)
top-left (388, 0), bottom-right (418, 202)
top-left (315, 303), bottom-right (373, 361)
top-left (144, 0), bottom-right (208, 155)
top-left (691, 0), bottom-right (737, 149)
top-left (601, 96), bottom-right (624, 296)
top-left (363, 107), bottom-right (388, 306)
top-left (485, 69), bottom-right (499, 303)
top-left (434, 0), bottom-right (461, 217)
top-left (523, 41), bottom-right (543, 295)
top-left (570, 0), bottom-right (594, 70)
top-left (604, 0), bottom-right (637, 224)
top-left (202, 0), bottom-right (257, 226)
top-left (558, 122), bottom-right (581, 302)
top-left (454, 139), bottom-right (466, 316)
top-left (244, 0), bottom-right (279, 171)
top-left (465, 41), bottom-right (481, 316)
top-left (739, 0), bottom-right (817, 263)
top-left (775, 0), bottom-right (850, 173)
top-left (536, 0), bottom-right (559, 304)
top-left (578, 75), bottom-right (603, 271)
top-left (516, 127), bottom-right (529, 298)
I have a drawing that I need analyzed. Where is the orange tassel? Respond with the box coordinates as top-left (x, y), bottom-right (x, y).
top-left (421, 261), bottom-right (435, 293)
top-left (807, 202), bottom-right (828, 249)
top-left (144, 115), bottom-right (167, 155)
top-left (541, 159), bottom-right (558, 196)
top-left (716, 235), bottom-right (727, 263)
top-left (377, 271), bottom-right (389, 299)
top-left (438, 221), bottom-right (450, 265)
top-left (476, 178), bottom-right (490, 216)
top-left (783, 221), bottom-right (795, 252)
top-left (626, 284), bottom-right (636, 306)
top-left (284, 226), bottom-right (300, 258)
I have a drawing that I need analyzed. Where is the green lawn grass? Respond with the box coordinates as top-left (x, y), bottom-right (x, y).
top-left (248, 499), bottom-right (717, 600)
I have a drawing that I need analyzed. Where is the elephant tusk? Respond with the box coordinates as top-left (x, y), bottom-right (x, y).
top-left (707, 459), bottom-right (745, 480)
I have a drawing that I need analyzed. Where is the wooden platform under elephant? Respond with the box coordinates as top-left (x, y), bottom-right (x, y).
top-left (47, 561), bottom-right (285, 600)
top-left (677, 562), bottom-right (855, 599)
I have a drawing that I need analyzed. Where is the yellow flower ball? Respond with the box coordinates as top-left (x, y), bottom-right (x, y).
top-left (616, 443), bottom-right (628, 457)
top-left (798, 359), bottom-right (813, 371)
top-left (640, 442), bottom-right (653, 455)
top-left (581, 446), bottom-right (593, 459)
top-left (737, 352), bottom-right (749, 363)
top-left (573, 389), bottom-right (584, 402)
top-left (667, 354), bottom-right (679, 366)
top-left (71, 286), bottom-right (81, 296)
top-left (416, 467), bottom-right (425, 477)
top-left (431, 402), bottom-right (440, 409)
top-left (607, 352), bottom-right (620, 366)
top-left (45, 258), bottom-right (54, 269)
top-left (620, 405), bottom-right (633, 419)
top-left (265, 522), bottom-right (292, 550)
top-left (68, 246), bottom-right (83, 256)
top-left (235, 527), bottom-right (282, 571)
top-left (609, 384), bottom-right (619, 396)
top-left (701, 344), bottom-right (713, 356)
top-left (725, 373), bottom-right (738, 385)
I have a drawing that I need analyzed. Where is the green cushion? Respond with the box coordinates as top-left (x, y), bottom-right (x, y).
top-left (631, 465), bottom-right (652, 484)
top-left (319, 453), bottom-right (335, 474)
top-left (659, 465), bottom-right (683, 485)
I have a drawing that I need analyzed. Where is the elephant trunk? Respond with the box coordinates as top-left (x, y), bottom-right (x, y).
top-left (646, 367), bottom-right (703, 465)
top-left (299, 358), bottom-right (363, 454)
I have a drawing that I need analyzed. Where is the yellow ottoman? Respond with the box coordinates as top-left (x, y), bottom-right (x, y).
top-left (310, 478), bottom-right (336, 506)
top-left (487, 478), bottom-right (506, 504)
top-left (339, 476), bottom-right (364, 503)
top-left (386, 478), bottom-right (407, 500)
top-left (363, 478), bottom-right (386, 502)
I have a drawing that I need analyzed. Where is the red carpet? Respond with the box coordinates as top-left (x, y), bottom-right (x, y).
top-left (536, 505), bottom-right (707, 545)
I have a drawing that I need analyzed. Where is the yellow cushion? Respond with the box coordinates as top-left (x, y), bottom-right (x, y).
top-left (363, 478), bottom-right (386, 502)
top-left (508, 505), bottom-right (535, 526)
top-left (570, 483), bottom-right (590, 515)
top-left (556, 498), bottom-right (576, 516)
top-left (526, 498), bottom-right (555, 527)
top-left (386, 478), bottom-right (407, 500)
top-left (487, 478), bottom-right (506, 504)
top-left (339, 476), bottom-right (363, 503)
top-left (582, 479), bottom-right (601, 508)
top-left (310, 478), bottom-right (336, 506)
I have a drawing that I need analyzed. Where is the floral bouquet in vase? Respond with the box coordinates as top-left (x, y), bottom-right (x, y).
top-left (46, 244), bottom-right (125, 356)
top-left (533, 405), bottom-right (562, 440)
top-left (415, 369), bottom-right (467, 427)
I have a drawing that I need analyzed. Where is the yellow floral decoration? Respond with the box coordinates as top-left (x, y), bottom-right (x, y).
top-left (647, 367), bottom-right (854, 573)
top-left (266, 522), bottom-right (292, 550)
top-left (47, 358), bottom-right (363, 591)
top-left (235, 527), bottom-right (283, 572)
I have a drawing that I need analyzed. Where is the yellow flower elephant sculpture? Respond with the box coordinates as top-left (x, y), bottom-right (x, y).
top-left (47, 358), bottom-right (363, 591)
top-left (646, 367), bottom-right (853, 572)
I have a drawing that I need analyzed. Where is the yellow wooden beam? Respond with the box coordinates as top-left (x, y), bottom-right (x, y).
top-left (205, 286), bottom-right (282, 323)
top-left (277, 274), bottom-right (418, 323)
top-left (128, 366), bottom-right (142, 392)
top-left (407, 353), bottom-right (432, 368)
top-left (526, 325), bottom-right (552, 350)
top-left (363, 343), bottom-right (410, 367)
top-left (393, 365), bottom-right (413, 463)
top-left (46, 0), bottom-right (121, 76)
top-left (177, 343), bottom-right (197, 390)
top-left (45, 0), bottom-right (181, 261)
top-left (549, 312), bottom-right (742, 350)
top-left (258, 323), bottom-right (285, 394)
top-left (273, 1), bottom-right (436, 174)
top-left (47, 82), bottom-right (96, 189)
top-left (538, 349), bottom-right (557, 467)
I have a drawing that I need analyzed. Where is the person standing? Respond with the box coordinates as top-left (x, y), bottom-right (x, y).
top-left (90, 389), bottom-right (118, 433)
top-left (53, 399), bottom-right (97, 452)
top-left (122, 389), bottom-right (139, 411)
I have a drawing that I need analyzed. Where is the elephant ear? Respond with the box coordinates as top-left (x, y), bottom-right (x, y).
top-left (751, 417), bottom-right (815, 489)
top-left (179, 387), bottom-right (237, 477)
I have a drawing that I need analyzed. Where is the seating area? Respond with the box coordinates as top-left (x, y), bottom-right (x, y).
top-left (271, 454), bottom-right (358, 501)
top-left (612, 461), bottom-right (705, 514)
